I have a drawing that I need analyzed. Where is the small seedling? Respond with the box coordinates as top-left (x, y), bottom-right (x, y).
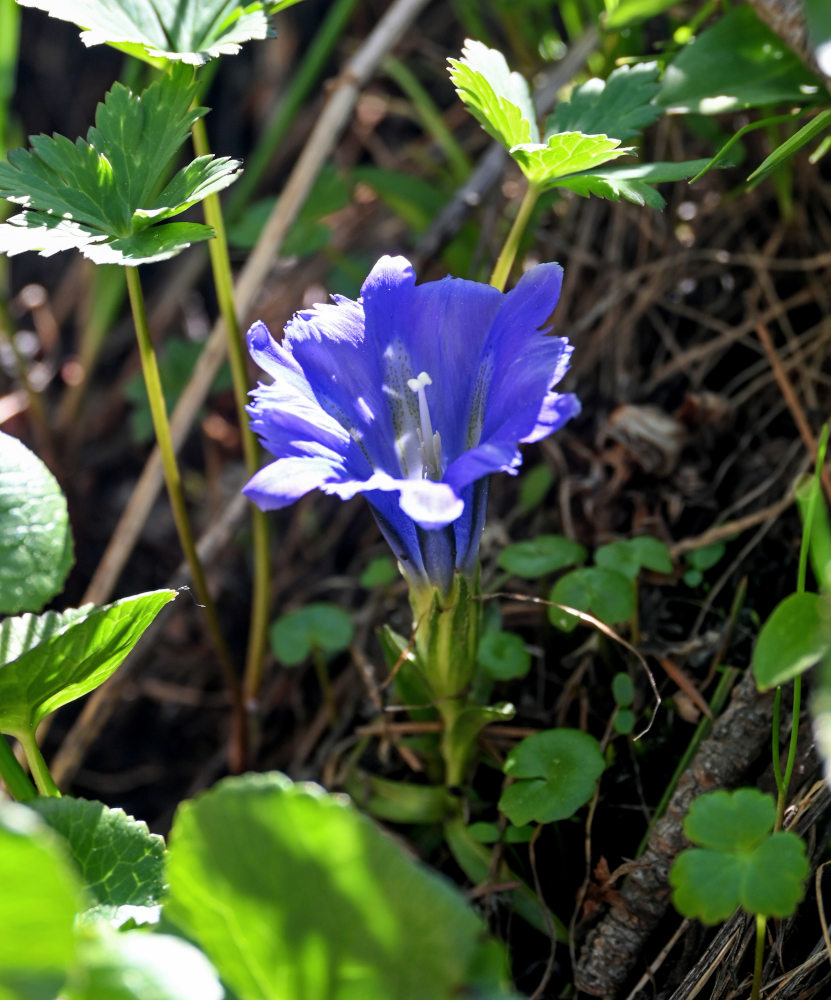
top-left (497, 534), bottom-right (586, 579)
top-left (670, 788), bottom-right (808, 1000)
top-left (612, 671), bottom-right (635, 735)
top-left (683, 541), bottom-right (726, 587)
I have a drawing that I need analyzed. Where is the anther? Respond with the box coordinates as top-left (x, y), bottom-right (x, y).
top-left (407, 371), bottom-right (442, 479)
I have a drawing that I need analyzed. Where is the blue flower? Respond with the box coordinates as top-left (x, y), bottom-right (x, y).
top-left (244, 255), bottom-right (579, 595)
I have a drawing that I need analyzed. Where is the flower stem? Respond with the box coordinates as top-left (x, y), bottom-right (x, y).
top-left (751, 913), bottom-right (766, 1000)
top-left (0, 735), bottom-right (37, 800)
top-left (124, 266), bottom-right (246, 766)
top-left (191, 116), bottom-right (272, 714)
top-left (489, 182), bottom-right (541, 292)
top-left (16, 726), bottom-right (59, 796)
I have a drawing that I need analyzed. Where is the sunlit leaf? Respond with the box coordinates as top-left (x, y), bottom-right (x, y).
top-left (0, 590), bottom-right (176, 735)
top-left (752, 592), bottom-right (831, 690)
top-left (545, 63), bottom-right (662, 142)
top-left (510, 131), bottom-right (630, 188)
top-left (0, 431), bottom-right (73, 614)
top-left (14, 0), bottom-right (303, 65)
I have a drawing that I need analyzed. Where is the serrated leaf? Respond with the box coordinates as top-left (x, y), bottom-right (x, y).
top-left (0, 431), bottom-right (73, 614)
top-left (545, 63), bottom-right (662, 142)
top-left (27, 798), bottom-right (165, 910)
top-left (511, 131), bottom-right (629, 187)
top-left (0, 590), bottom-right (176, 736)
top-left (15, 0), bottom-right (302, 66)
top-left (166, 771), bottom-right (505, 1000)
top-left (670, 789), bottom-right (808, 923)
top-left (657, 6), bottom-right (822, 115)
top-left (0, 69), bottom-right (240, 265)
top-left (449, 39), bottom-right (538, 150)
top-left (554, 158), bottom-right (713, 208)
top-left (752, 592), bottom-right (831, 690)
top-left (499, 728), bottom-right (605, 825)
top-left (0, 802), bottom-right (84, 1000)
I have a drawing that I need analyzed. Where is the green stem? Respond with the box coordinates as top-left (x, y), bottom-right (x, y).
top-left (0, 735), bottom-right (37, 800)
top-left (124, 266), bottom-right (245, 763)
top-left (751, 913), bottom-right (766, 1000)
top-left (16, 727), bottom-right (59, 796)
top-left (311, 644), bottom-right (338, 728)
top-left (489, 182), bottom-right (541, 291)
top-left (190, 115), bottom-right (272, 712)
top-left (775, 674), bottom-right (802, 831)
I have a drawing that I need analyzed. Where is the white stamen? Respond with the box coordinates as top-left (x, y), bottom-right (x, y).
top-left (407, 371), bottom-right (442, 479)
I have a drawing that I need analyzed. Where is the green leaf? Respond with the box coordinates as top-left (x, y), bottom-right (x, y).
top-left (548, 567), bottom-right (634, 632)
top-left (166, 771), bottom-right (507, 1000)
top-left (68, 926), bottom-right (224, 1000)
top-left (27, 798), bottom-right (165, 911)
top-left (510, 131), bottom-right (630, 188)
top-left (269, 602), bottom-right (354, 666)
top-left (477, 630), bottom-right (531, 681)
top-left (748, 109), bottom-right (831, 185)
top-left (448, 39), bottom-right (538, 150)
top-left (670, 789), bottom-right (808, 922)
top-left (685, 541), bottom-right (726, 572)
top-left (0, 801), bottom-right (84, 1000)
top-left (14, 0), bottom-right (301, 65)
top-left (0, 590), bottom-right (176, 735)
top-left (612, 672), bottom-right (634, 707)
top-left (499, 728), bottom-right (605, 825)
top-left (498, 534), bottom-right (587, 578)
top-left (518, 464), bottom-right (553, 512)
top-left (0, 69), bottom-right (240, 265)
top-left (554, 158), bottom-right (713, 208)
top-left (595, 536), bottom-right (673, 580)
top-left (359, 556), bottom-right (398, 589)
top-left (657, 6), bottom-right (822, 114)
top-left (603, 0), bottom-right (679, 29)
top-left (545, 63), bottom-right (662, 142)
top-left (0, 431), bottom-right (73, 614)
top-left (752, 592), bottom-right (831, 690)
top-left (805, 0), bottom-right (831, 78)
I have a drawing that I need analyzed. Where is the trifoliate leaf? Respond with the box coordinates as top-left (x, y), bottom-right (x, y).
top-left (15, 0), bottom-right (303, 66)
top-left (269, 602), bottom-right (354, 666)
top-left (670, 789), bottom-right (808, 923)
top-left (498, 535), bottom-right (587, 579)
top-left (549, 567), bottom-right (634, 632)
top-left (449, 39), bottom-right (539, 150)
top-left (0, 431), bottom-right (73, 614)
top-left (595, 536), bottom-right (673, 580)
top-left (510, 132), bottom-right (630, 188)
top-left (545, 63), bottom-right (662, 142)
top-left (0, 68), bottom-right (240, 265)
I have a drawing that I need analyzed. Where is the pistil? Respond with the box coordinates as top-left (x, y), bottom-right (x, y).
top-left (407, 371), bottom-right (442, 480)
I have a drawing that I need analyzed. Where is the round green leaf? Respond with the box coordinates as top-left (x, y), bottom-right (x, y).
top-left (752, 592), bottom-right (831, 690)
top-left (269, 603), bottom-right (355, 667)
top-left (612, 672), bottom-right (634, 707)
top-left (0, 802), bottom-right (84, 998)
top-left (683, 788), bottom-right (774, 853)
top-left (498, 535), bottom-right (586, 579)
top-left (477, 631), bottom-right (531, 681)
top-left (359, 557), bottom-right (398, 589)
top-left (613, 708), bottom-right (635, 735)
top-left (670, 848), bottom-right (743, 925)
top-left (685, 541), bottom-right (725, 572)
top-left (499, 729), bottom-right (605, 825)
top-left (0, 431), bottom-right (73, 614)
top-left (595, 536), bottom-right (672, 580)
top-left (671, 789), bottom-right (808, 924)
top-left (548, 567), bottom-right (634, 632)
top-left (166, 772), bottom-right (497, 1000)
top-left (27, 797), bottom-right (165, 910)
top-left (518, 465), bottom-right (553, 512)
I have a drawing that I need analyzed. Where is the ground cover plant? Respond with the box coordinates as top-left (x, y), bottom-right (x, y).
top-left (1, 0), bottom-right (831, 997)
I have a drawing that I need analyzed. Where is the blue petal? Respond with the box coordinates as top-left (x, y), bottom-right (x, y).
top-left (243, 455), bottom-right (343, 510)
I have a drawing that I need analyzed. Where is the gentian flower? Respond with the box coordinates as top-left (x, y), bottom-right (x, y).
top-left (244, 256), bottom-right (579, 597)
